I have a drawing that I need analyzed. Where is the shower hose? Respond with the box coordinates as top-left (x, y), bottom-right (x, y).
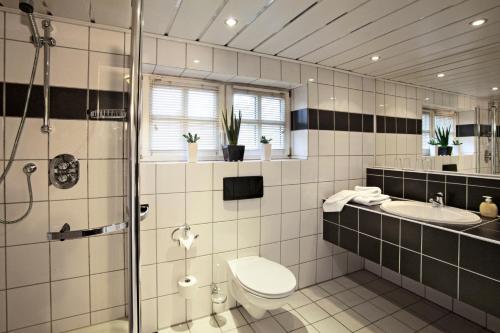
top-left (0, 45), bottom-right (40, 224)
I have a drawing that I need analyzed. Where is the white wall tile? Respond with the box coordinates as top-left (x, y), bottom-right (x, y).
top-left (318, 131), bottom-right (335, 156)
top-left (238, 161), bottom-right (261, 176)
top-left (7, 283), bottom-right (50, 330)
top-left (299, 261), bottom-right (316, 288)
top-left (141, 265), bottom-right (157, 300)
top-left (186, 191), bottom-right (212, 224)
top-left (50, 238), bottom-right (89, 281)
top-left (318, 68), bottom-right (334, 85)
top-left (6, 202), bottom-right (48, 245)
top-left (334, 156), bottom-right (349, 181)
top-left (186, 44), bottom-right (212, 72)
top-left (88, 121), bottom-right (124, 158)
top-left (88, 159), bottom-right (123, 197)
top-left (213, 220), bottom-right (237, 253)
top-left (260, 214), bottom-right (281, 244)
top-left (334, 72), bottom-right (348, 88)
top-left (301, 157), bottom-right (318, 183)
top-left (140, 163), bottom-right (156, 195)
top-left (334, 132), bottom-right (349, 156)
top-left (187, 223), bottom-right (212, 258)
top-left (52, 21), bottom-right (89, 50)
top-left (282, 185), bottom-right (300, 213)
top-left (5, 40), bottom-right (43, 84)
top-left (316, 256), bottom-right (333, 283)
top-left (157, 163), bottom-right (186, 193)
top-left (51, 47), bottom-right (88, 89)
top-left (186, 163), bottom-right (212, 192)
top-left (261, 186), bottom-right (281, 216)
top-left (6, 243), bottom-right (49, 288)
top-left (88, 197), bottom-right (123, 228)
top-left (90, 271), bottom-right (125, 311)
top-left (308, 130), bottom-right (319, 156)
top-left (334, 87), bottom-right (348, 112)
top-left (51, 276), bottom-right (90, 320)
top-left (281, 212), bottom-right (300, 241)
top-left (318, 156), bottom-right (334, 182)
top-left (89, 234), bottom-right (125, 274)
top-left (318, 84), bottom-right (334, 111)
top-left (157, 193), bottom-right (187, 229)
top-left (301, 65), bottom-right (317, 84)
top-left (158, 293), bottom-right (186, 328)
top-left (141, 298), bottom-right (158, 333)
top-left (301, 183), bottom-right (318, 210)
top-left (187, 255), bottom-right (212, 287)
top-left (282, 160), bottom-right (300, 185)
top-left (300, 209), bottom-right (317, 237)
top-left (238, 198), bottom-right (260, 219)
top-left (281, 239), bottom-right (299, 266)
top-left (89, 52), bottom-right (125, 91)
top-left (363, 92), bottom-right (375, 115)
top-left (262, 161), bottom-right (281, 186)
top-left (90, 28), bottom-right (124, 54)
top-left (349, 132), bottom-right (363, 156)
top-left (213, 191), bottom-right (237, 222)
top-left (157, 259), bottom-right (185, 296)
top-left (50, 119), bottom-right (88, 158)
top-left (5, 117), bottom-right (47, 160)
top-left (213, 162), bottom-right (237, 190)
top-left (237, 53), bottom-right (260, 80)
top-left (363, 78), bottom-right (375, 92)
top-left (349, 89), bottom-right (362, 114)
top-left (0, 290), bottom-right (6, 332)
top-left (157, 227), bottom-right (185, 262)
top-left (238, 217), bottom-right (260, 249)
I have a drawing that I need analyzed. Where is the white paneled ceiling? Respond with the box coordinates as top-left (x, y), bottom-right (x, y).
top-left (5, 0), bottom-right (500, 97)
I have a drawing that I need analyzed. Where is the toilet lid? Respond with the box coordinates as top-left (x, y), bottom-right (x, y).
top-left (234, 257), bottom-right (296, 298)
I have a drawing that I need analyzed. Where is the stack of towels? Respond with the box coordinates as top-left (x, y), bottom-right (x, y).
top-left (323, 186), bottom-right (390, 212)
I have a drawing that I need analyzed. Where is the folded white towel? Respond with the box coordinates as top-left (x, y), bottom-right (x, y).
top-left (322, 186), bottom-right (390, 212)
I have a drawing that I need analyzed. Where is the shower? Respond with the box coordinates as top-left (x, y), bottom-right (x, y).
top-left (0, 0), bottom-right (55, 224)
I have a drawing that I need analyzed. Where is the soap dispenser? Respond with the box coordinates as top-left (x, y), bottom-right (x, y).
top-left (479, 196), bottom-right (498, 218)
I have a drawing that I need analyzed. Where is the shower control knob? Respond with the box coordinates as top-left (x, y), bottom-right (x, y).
top-left (49, 154), bottom-right (80, 189)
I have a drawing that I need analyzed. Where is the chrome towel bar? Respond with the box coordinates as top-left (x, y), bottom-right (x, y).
top-left (47, 204), bottom-right (149, 241)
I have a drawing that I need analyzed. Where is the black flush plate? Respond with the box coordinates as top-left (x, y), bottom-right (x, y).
top-left (223, 176), bottom-right (264, 201)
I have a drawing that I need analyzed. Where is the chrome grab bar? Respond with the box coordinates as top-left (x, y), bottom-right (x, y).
top-left (47, 204), bottom-right (150, 241)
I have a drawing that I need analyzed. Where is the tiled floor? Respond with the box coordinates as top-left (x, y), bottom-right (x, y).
top-left (159, 270), bottom-right (492, 333)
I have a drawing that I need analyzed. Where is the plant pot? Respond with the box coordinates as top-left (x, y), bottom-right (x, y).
top-left (187, 143), bottom-right (198, 163)
top-left (261, 144), bottom-right (272, 161)
top-left (437, 146), bottom-right (453, 156)
top-left (222, 145), bottom-right (245, 161)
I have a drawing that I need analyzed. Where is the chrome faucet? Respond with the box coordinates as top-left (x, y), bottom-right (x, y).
top-left (429, 192), bottom-right (444, 207)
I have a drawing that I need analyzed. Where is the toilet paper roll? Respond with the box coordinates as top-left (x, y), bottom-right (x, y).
top-left (178, 275), bottom-right (198, 299)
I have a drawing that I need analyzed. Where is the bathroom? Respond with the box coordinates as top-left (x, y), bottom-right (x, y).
top-left (0, 0), bottom-right (499, 332)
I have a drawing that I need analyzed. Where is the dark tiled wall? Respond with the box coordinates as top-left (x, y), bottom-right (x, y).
top-left (291, 108), bottom-right (378, 133)
top-left (367, 168), bottom-right (500, 212)
top-left (323, 205), bottom-right (500, 317)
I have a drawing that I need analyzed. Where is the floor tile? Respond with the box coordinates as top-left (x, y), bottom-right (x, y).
top-left (315, 295), bottom-right (348, 316)
top-left (318, 279), bottom-right (345, 295)
top-left (158, 323), bottom-right (190, 333)
top-left (434, 313), bottom-right (485, 333)
top-left (295, 303), bottom-right (329, 324)
top-left (290, 325), bottom-right (319, 332)
top-left (374, 316), bottom-right (414, 333)
top-left (348, 270), bottom-right (379, 285)
top-left (334, 289), bottom-right (365, 307)
top-left (274, 310), bottom-right (308, 332)
top-left (225, 325), bottom-right (254, 333)
top-left (406, 300), bottom-right (448, 324)
top-left (392, 308), bottom-right (429, 330)
top-left (301, 286), bottom-right (329, 302)
top-left (251, 317), bottom-right (286, 333)
top-left (238, 307), bottom-right (270, 323)
top-left (384, 288), bottom-right (421, 308)
top-left (188, 316), bottom-right (221, 333)
top-left (418, 325), bottom-right (447, 333)
top-left (287, 291), bottom-right (313, 309)
top-left (335, 276), bottom-right (360, 289)
top-left (357, 324), bottom-right (385, 333)
top-left (269, 304), bottom-right (292, 316)
top-left (352, 285), bottom-right (379, 300)
top-left (312, 317), bottom-right (350, 333)
top-left (214, 309), bottom-right (248, 331)
top-left (365, 278), bottom-right (399, 294)
top-left (353, 302), bottom-right (387, 322)
top-left (334, 309), bottom-right (371, 331)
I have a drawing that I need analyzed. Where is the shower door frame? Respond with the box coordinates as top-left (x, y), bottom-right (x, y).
top-left (128, 0), bottom-right (144, 332)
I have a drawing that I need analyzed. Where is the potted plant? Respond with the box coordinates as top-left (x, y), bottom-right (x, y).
top-left (453, 139), bottom-right (463, 155)
top-left (429, 126), bottom-right (453, 156)
top-left (221, 107), bottom-right (245, 161)
top-left (260, 136), bottom-right (272, 161)
top-left (182, 132), bottom-right (200, 163)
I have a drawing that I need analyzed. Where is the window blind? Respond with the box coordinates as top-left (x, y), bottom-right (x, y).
top-left (233, 90), bottom-right (286, 153)
top-left (150, 81), bottom-right (219, 154)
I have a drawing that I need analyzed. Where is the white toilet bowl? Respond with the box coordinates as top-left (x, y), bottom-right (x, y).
top-left (227, 256), bottom-right (296, 319)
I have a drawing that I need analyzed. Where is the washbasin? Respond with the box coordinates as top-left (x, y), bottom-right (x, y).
top-left (380, 201), bottom-right (481, 225)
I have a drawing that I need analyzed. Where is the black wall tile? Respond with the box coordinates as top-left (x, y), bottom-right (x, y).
top-left (416, 119), bottom-right (422, 134)
top-left (384, 177), bottom-right (403, 198)
top-left (291, 109), bottom-right (308, 130)
top-left (385, 170), bottom-right (403, 177)
top-left (400, 249), bottom-right (420, 281)
top-left (382, 242), bottom-right (399, 272)
top-left (318, 110), bottom-right (334, 130)
top-left (359, 210), bottom-right (381, 237)
top-left (339, 206), bottom-right (358, 230)
top-left (427, 181), bottom-right (445, 204)
top-left (468, 177), bottom-right (500, 188)
top-left (456, 124), bottom-right (476, 137)
top-left (459, 269), bottom-right (500, 317)
top-left (349, 113), bottom-right (363, 132)
top-left (401, 220), bottom-right (421, 252)
top-left (428, 173), bottom-right (445, 182)
top-left (480, 124), bottom-right (491, 137)
top-left (51, 87), bottom-right (88, 119)
top-left (404, 179), bottom-right (426, 202)
top-left (385, 117), bottom-right (396, 133)
top-left (324, 221), bottom-right (339, 245)
top-left (396, 117), bottom-right (406, 134)
top-left (308, 109), bottom-right (318, 129)
top-left (446, 175), bottom-right (466, 184)
top-left (323, 211), bottom-right (339, 224)
top-left (6, 83), bottom-right (44, 117)
top-left (335, 111), bottom-right (349, 131)
top-left (404, 171), bottom-right (426, 180)
top-left (468, 185), bottom-right (500, 213)
top-left (460, 236), bottom-right (500, 280)
top-left (406, 118), bottom-right (417, 134)
top-left (360, 234), bottom-right (380, 264)
top-left (422, 226), bottom-right (458, 264)
top-left (422, 256), bottom-right (457, 298)
top-left (382, 215), bottom-right (400, 244)
top-left (89, 89), bottom-right (124, 112)
top-left (339, 227), bottom-right (358, 253)
top-left (376, 116), bottom-right (385, 133)
top-left (363, 114), bottom-right (374, 132)
top-left (367, 175), bottom-right (383, 189)
top-left (446, 183), bottom-right (467, 209)
top-left (367, 168), bottom-right (383, 175)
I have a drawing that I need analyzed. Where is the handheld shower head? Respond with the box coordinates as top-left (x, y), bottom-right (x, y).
top-left (19, 0), bottom-right (34, 13)
top-left (23, 163), bottom-right (37, 174)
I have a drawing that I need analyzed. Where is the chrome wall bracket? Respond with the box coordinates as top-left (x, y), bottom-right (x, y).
top-left (49, 154), bottom-right (79, 189)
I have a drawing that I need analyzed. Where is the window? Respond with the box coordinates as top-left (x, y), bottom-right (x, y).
top-left (422, 109), bottom-right (456, 156)
top-left (233, 89), bottom-right (286, 155)
top-left (149, 80), bottom-right (220, 158)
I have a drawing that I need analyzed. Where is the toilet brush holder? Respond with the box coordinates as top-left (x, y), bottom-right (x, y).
top-left (211, 283), bottom-right (227, 304)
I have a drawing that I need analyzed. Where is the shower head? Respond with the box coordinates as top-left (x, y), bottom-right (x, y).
top-left (19, 0), bottom-right (41, 48)
top-left (23, 163), bottom-right (37, 174)
top-left (19, 0), bottom-right (34, 13)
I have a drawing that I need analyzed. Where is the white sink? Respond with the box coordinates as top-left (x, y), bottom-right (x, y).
top-left (380, 201), bottom-right (481, 225)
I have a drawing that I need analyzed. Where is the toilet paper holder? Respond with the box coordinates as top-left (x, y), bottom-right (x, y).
top-left (171, 223), bottom-right (199, 246)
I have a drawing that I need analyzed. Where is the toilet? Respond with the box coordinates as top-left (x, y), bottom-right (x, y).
top-left (227, 256), bottom-right (297, 319)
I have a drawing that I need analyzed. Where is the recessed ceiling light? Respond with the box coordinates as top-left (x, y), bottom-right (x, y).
top-left (330, 97), bottom-right (336, 100)
top-left (379, 104), bottom-right (384, 107)
top-left (470, 18), bottom-right (487, 27)
top-left (425, 97), bottom-right (430, 101)
top-left (493, 87), bottom-right (499, 91)
top-left (371, 55), bottom-right (380, 62)
top-left (308, 78), bottom-right (315, 82)
top-left (225, 17), bottom-right (238, 27)
top-left (437, 73), bottom-right (445, 78)
top-left (193, 59), bottom-right (200, 64)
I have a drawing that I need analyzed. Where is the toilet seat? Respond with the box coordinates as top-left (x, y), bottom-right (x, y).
top-left (232, 257), bottom-right (296, 299)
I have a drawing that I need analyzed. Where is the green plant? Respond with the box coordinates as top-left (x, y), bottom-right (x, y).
top-left (429, 126), bottom-right (451, 147)
top-left (182, 132), bottom-right (200, 143)
top-left (453, 139), bottom-right (462, 146)
top-left (222, 107), bottom-right (242, 145)
top-left (260, 136), bottom-right (272, 144)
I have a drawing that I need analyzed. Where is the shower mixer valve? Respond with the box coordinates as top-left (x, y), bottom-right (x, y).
top-left (49, 154), bottom-right (79, 189)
